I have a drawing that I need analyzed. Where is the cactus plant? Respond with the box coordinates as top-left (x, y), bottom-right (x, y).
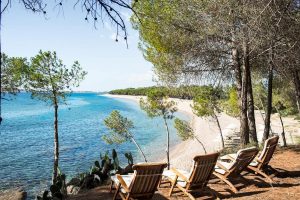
top-left (37, 169), bottom-right (67, 200)
top-left (112, 149), bottom-right (119, 170)
top-left (124, 152), bottom-right (133, 165)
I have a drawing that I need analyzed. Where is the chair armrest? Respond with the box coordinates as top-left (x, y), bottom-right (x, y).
top-left (116, 174), bottom-right (130, 192)
top-left (215, 162), bottom-right (230, 172)
top-left (171, 168), bottom-right (189, 182)
top-left (227, 154), bottom-right (236, 161)
top-left (255, 157), bottom-right (263, 163)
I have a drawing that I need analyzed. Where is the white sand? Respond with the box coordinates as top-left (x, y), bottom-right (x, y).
top-left (103, 94), bottom-right (300, 171)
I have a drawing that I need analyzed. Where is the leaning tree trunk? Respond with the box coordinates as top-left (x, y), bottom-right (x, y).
top-left (52, 103), bottom-right (59, 184)
top-left (245, 47), bottom-right (258, 144)
top-left (213, 112), bottom-right (225, 149)
top-left (163, 117), bottom-right (170, 170)
top-left (292, 69), bottom-right (300, 114)
top-left (130, 137), bottom-right (148, 163)
top-left (263, 48), bottom-right (274, 142)
top-left (275, 107), bottom-right (287, 147)
top-left (194, 136), bottom-right (207, 154)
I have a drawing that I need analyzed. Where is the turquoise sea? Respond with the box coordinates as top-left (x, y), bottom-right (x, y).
top-left (0, 93), bottom-right (186, 199)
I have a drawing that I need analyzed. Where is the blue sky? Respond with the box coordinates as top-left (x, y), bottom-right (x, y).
top-left (2, 2), bottom-right (155, 91)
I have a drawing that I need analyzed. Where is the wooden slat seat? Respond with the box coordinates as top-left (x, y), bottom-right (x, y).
top-left (163, 152), bottom-right (220, 200)
top-left (213, 146), bottom-right (258, 193)
top-left (110, 162), bottom-right (167, 200)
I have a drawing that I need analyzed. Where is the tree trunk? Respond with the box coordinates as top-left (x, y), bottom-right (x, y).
top-left (130, 137), bottom-right (148, 163)
top-left (245, 51), bottom-right (258, 144)
top-left (232, 34), bottom-right (249, 147)
top-left (232, 44), bottom-right (242, 99)
top-left (0, 3), bottom-right (2, 125)
top-left (263, 48), bottom-right (274, 142)
top-left (213, 112), bottom-right (225, 149)
top-left (52, 103), bottom-right (59, 184)
top-left (163, 118), bottom-right (170, 170)
top-left (194, 136), bottom-right (207, 154)
top-left (257, 97), bottom-right (274, 136)
top-left (275, 107), bottom-right (287, 147)
top-left (292, 69), bottom-right (300, 114)
top-left (240, 39), bottom-right (250, 146)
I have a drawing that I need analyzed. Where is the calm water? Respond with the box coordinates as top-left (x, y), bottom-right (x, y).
top-left (0, 93), bottom-right (185, 199)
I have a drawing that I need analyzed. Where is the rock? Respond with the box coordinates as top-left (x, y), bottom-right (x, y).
top-left (67, 178), bottom-right (81, 187)
top-left (16, 189), bottom-right (27, 200)
top-left (122, 164), bottom-right (134, 175)
top-left (72, 186), bottom-right (80, 195)
top-left (67, 185), bottom-right (74, 194)
top-left (67, 185), bottom-right (80, 195)
top-left (80, 174), bottom-right (101, 189)
top-left (0, 189), bottom-right (27, 200)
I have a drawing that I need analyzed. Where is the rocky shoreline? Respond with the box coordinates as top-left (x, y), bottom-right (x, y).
top-left (0, 189), bottom-right (27, 200)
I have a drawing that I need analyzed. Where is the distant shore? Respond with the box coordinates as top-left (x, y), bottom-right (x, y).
top-left (103, 94), bottom-right (300, 170)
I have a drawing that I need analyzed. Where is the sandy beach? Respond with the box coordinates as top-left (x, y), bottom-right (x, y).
top-left (103, 94), bottom-right (300, 171)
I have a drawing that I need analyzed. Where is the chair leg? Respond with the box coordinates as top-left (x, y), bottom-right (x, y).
top-left (206, 187), bottom-right (220, 200)
top-left (175, 184), bottom-right (196, 200)
top-left (110, 180), bottom-right (114, 193)
top-left (248, 166), bottom-right (273, 183)
top-left (213, 172), bottom-right (238, 193)
top-left (113, 183), bottom-right (120, 200)
top-left (158, 178), bottom-right (162, 188)
top-left (185, 192), bottom-right (196, 200)
top-left (256, 170), bottom-right (273, 183)
top-left (168, 177), bottom-right (177, 197)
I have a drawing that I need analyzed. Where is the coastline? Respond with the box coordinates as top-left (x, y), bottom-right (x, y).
top-left (103, 94), bottom-right (300, 171)
top-left (103, 94), bottom-right (233, 170)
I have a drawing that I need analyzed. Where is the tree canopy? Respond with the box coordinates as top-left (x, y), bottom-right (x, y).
top-left (132, 0), bottom-right (300, 146)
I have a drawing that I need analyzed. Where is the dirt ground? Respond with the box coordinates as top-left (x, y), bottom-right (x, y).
top-left (69, 146), bottom-right (300, 200)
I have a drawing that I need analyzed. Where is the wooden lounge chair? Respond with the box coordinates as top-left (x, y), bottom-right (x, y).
top-left (163, 152), bottom-right (220, 200)
top-left (222, 136), bottom-right (279, 182)
top-left (110, 162), bottom-right (167, 200)
top-left (213, 147), bottom-right (258, 193)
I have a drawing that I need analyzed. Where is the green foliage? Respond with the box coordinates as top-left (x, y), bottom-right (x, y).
top-left (174, 118), bottom-right (194, 141)
top-left (192, 86), bottom-right (222, 117)
top-left (140, 89), bottom-right (177, 168)
top-left (102, 110), bottom-right (148, 162)
top-left (1, 53), bottom-right (28, 98)
top-left (91, 149), bottom-right (121, 175)
top-left (273, 79), bottom-right (298, 116)
top-left (110, 85), bottom-right (220, 100)
top-left (174, 117), bottom-right (207, 153)
top-left (24, 50), bottom-right (87, 105)
top-left (222, 87), bottom-right (240, 117)
top-left (102, 110), bottom-right (134, 144)
top-left (253, 82), bottom-right (267, 110)
top-left (253, 80), bottom-right (298, 116)
top-left (100, 150), bottom-right (119, 171)
top-left (140, 89), bottom-right (177, 119)
top-left (67, 149), bottom-right (134, 193)
top-left (98, 149), bottom-right (133, 174)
